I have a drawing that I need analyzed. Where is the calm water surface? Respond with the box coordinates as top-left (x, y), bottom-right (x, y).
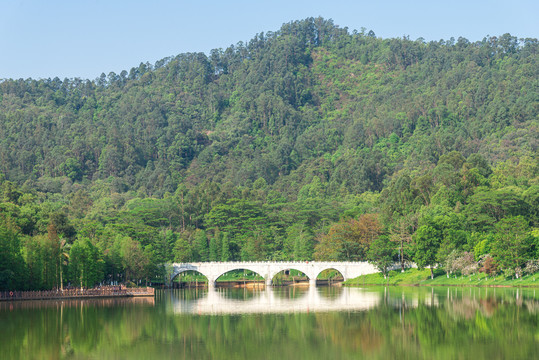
top-left (1, 286), bottom-right (538, 359)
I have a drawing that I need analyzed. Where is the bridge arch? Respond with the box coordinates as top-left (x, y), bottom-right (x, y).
top-left (270, 268), bottom-right (310, 285)
top-left (315, 268), bottom-right (345, 286)
top-left (170, 263), bottom-right (211, 286)
top-left (171, 269), bottom-right (210, 283)
top-left (214, 267), bottom-right (265, 282)
top-left (314, 266), bottom-right (347, 281)
top-left (268, 265), bottom-right (318, 286)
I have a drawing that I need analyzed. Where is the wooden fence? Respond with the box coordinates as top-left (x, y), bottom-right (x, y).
top-left (0, 286), bottom-right (154, 301)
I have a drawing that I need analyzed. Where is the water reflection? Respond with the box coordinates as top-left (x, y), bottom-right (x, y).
top-left (163, 286), bottom-right (539, 317)
top-left (1, 287), bottom-right (538, 360)
top-left (0, 296), bottom-right (155, 311)
top-left (166, 286), bottom-right (381, 314)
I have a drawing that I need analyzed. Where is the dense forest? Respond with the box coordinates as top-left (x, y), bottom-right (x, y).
top-left (0, 18), bottom-right (537, 290)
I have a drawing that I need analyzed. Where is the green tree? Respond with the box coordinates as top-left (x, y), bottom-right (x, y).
top-left (119, 236), bottom-right (149, 283)
top-left (174, 235), bottom-right (193, 262)
top-left (491, 216), bottom-right (533, 275)
top-left (314, 214), bottom-right (382, 261)
top-left (221, 233), bottom-right (231, 261)
top-left (58, 238), bottom-right (70, 291)
top-left (193, 229), bottom-right (209, 261)
top-left (0, 222), bottom-right (26, 290)
top-left (464, 188), bottom-right (527, 231)
top-left (367, 236), bottom-right (395, 278)
top-left (389, 215), bottom-right (416, 272)
top-left (287, 223), bottom-right (313, 261)
top-left (69, 238), bottom-right (104, 288)
top-left (209, 233), bottom-right (222, 261)
top-left (413, 225), bottom-right (442, 279)
top-left (46, 222), bottom-right (61, 289)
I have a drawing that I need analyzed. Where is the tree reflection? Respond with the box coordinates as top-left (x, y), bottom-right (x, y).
top-left (0, 287), bottom-right (538, 359)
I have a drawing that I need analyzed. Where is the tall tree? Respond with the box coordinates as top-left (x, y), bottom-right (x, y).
top-left (413, 225), bottom-right (442, 279)
top-left (194, 229), bottom-right (209, 261)
top-left (491, 216), bottom-right (533, 276)
top-left (0, 221), bottom-right (26, 290)
top-left (221, 233), bottom-right (231, 262)
top-left (367, 236), bottom-right (395, 278)
top-left (389, 215), bottom-right (416, 272)
top-left (69, 238), bottom-right (103, 288)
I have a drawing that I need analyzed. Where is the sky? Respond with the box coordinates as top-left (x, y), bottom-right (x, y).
top-left (1, 0), bottom-right (537, 80)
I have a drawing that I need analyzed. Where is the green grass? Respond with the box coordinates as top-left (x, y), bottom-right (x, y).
top-left (343, 268), bottom-right (539, 287)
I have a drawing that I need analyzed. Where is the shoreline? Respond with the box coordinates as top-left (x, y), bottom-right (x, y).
top-left (345, 283), bottom-right (539, 288)
top-left (343, 269), bottom-right (539, 288)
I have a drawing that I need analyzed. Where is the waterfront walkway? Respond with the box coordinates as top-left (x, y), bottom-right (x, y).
top-left (0, 286), bottom-right (155, 301)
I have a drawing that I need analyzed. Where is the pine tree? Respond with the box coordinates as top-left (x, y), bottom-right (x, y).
top-left (221, 233), bottom-right (231, 262)
top-left (194, 230), bottom-right (209, 261)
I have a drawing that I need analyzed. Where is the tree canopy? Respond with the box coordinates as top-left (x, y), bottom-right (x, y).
top-left (0, 18), bottom-right (537, 289)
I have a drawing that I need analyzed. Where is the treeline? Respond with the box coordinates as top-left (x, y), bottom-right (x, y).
top-left (0, 18), bottom-right (537, 290)
top-left (0, 150), bottom-right (536, 289)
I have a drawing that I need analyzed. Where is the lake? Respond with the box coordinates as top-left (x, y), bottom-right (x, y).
top-left (1, 286), bottom-right (538, 359)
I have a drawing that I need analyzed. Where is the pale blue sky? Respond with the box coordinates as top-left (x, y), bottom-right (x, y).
top-left (1, 0), bottom-right (537, 80)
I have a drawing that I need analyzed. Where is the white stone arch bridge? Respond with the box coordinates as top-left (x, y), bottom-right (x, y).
top-left (168, 261), bottom-right (382, 287)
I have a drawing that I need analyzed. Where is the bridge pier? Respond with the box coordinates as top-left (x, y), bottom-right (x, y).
top-left (309, 278), bottom-right (317, 287)
top-left (265, 278), bottom-right (272, 287)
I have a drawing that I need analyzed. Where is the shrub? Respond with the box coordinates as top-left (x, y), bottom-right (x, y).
top-left (503, 268), bottom-right (515, 279)
top-left (454, 252), bottom-right (478, 276)
top-left (479, 254), bottom-right (498, 276)
top-left (524, 259), bottom-right (539, 275)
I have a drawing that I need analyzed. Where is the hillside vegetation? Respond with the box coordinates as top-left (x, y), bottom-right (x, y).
top-left (0, 18), bottom-right (537, 290)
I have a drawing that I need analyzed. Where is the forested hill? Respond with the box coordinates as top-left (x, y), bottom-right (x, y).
top-left (1, 18), bottom-right (537, 194)
top-left (0, 18), bottom-right (538, 290)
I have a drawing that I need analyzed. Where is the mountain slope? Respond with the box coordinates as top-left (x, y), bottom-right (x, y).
top-left (0, 18), bottom-right (536, 197)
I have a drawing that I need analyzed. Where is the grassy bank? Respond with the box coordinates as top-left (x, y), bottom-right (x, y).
top-left (343, 268), bottom-right (539, 287)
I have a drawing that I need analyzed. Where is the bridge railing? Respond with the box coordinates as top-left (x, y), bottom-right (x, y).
top-left (172, 261), bottom-right (376, 265)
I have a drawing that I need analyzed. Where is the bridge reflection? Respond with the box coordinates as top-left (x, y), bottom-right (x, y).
top-left (164, 287), bottom-right (383, 314)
